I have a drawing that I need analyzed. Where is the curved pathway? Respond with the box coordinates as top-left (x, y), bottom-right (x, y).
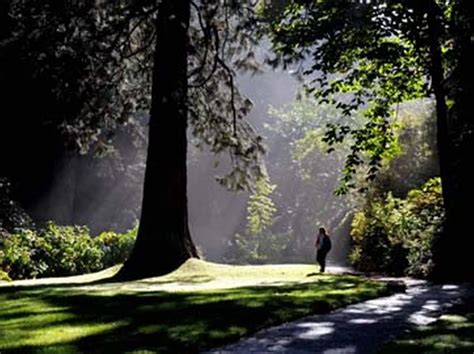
top-left (208, 272), bottom-right (473, 353)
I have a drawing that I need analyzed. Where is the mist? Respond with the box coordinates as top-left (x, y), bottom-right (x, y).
top-left (25, 66), bottom-right (356, 266)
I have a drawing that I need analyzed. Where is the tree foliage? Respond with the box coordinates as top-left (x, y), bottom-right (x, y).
top-left (2, 0), bottom-right (266, 191)
top-left (351, 177), bottom-right (444, 278)
top-left (266, 96), bottom-right (358, 233)
top-left (261, 0), bottom-right (452, 193)
top-left (246, 173), bottom-right (277, 236)
top-left (0, 178), bottom-right (32, 232)
top-left (261, 0), bottom-right (474, 280)
top-left (6, 0), bottom-right (152, 155)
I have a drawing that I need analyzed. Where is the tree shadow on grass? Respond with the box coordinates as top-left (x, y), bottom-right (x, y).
top-left (380, 294), bottom-right (474, 354)
top-left (212, 283), bottom-right (473, 354)
top-left (0, 276), bottom-right (391, 353)
top-left (0, 273), bottom-right (217, 296)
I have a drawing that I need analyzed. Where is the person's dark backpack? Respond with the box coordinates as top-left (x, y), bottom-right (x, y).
top-left (321, 234), bottom-right (332, 252)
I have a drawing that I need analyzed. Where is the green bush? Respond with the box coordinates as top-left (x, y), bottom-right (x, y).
top-left (96, 227), bottom-right (137, 268)
top-left (0, 228), bottom-right (44, 279)
top-left (0, 222), bottom-right (137, 280)
top-left (350, 178), bottom-right (444, 278)
top-left (35, 222), bottom-right (104, 277)
top-left (0, 269), bottom-right (12, 282)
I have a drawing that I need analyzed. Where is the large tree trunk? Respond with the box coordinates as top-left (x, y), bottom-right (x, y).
top-left (117, 0), bottom-right (198, 280)
top-left (442, 0), bottom-right (474, 281)
top-left (429, 0), bottom-right (474, 281)
top-left (425, 1), bottom-right (454, 280)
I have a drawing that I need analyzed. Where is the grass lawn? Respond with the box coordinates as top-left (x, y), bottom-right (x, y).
top-left (0, 259), bottom-right (392, 353)
top-left (380, 294), bottom-right (474, 353)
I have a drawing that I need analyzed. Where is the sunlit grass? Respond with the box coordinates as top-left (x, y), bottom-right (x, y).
top-left (380, 298), bottom-right (474, 353)
top-left (0, 259), bottom-right (392, 353)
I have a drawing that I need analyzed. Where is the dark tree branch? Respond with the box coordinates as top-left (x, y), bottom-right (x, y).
top-left (221, 0), bottom-right (230, 58)
top-left (110, 4), bottom-right (160, 51)
top-left (188, 1), bottom-right (211, 80)
top-left (188, 24), bottom-right (220, 88)
top-left (114, 15), bottom-right (151, 53)
top-left (216, 56), bottom-right (237, 136)
top-left (121, 30), bottom-right (156, 60)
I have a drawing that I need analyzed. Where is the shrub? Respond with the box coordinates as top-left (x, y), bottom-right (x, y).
top-left (403, 178), bottom-right (444, 277)
top-left (0, 222), bottom-right (137, 280)
top-left (349, 196), bottom-right (408, 275)
top-left (0, 269), bottom-right (11, 282)
top-left (0, 228), bottom-right (44, 279)
top-left (96, 227), bottom-right (137, 268)
top-left (34, 222), bottom-right (104, 277)
top-left (350, 178), bottom-right (443, 278)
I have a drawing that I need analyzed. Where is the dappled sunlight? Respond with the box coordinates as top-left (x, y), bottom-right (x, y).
top-left (347, 318), bottom-right (379, 324)
top-left (0, 295), bottom-right (127, 351)
top-left (1, 259), bottom-right (326, 293)
top-left (381, 294), bottom-right (474, 353)
top-left (0, 261), bottom-right (389, 352)
top-left (1, 0), bottom-right (472, 353)
top-left (5, 322), bottom-right (126, 350)
top-left (0, 260), bottom-right (358, 294)
top-left (409, 299), bottom-right (441, 326)
top-left (0, 265), bottom-right (121, 289)
top-left (32, 260), bottom-right (340, 294)
top-left (296, 322), bottom-right (335, 339)
top-left (212, 281), bottom-right (474, 353)
top-left (442, 284), bottom-right (460, 291)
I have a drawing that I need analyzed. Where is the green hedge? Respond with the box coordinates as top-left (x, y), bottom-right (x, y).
top-left (0, 222), bottom-right (137, 280)
top-left (350, 178), bottom-right (444, 278)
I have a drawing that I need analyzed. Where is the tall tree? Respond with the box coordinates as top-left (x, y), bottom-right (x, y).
top-left (263, 0), bottom-right (473, 280)
top-left (1, 0), bottom-right (152, 229)
top-left (117, 0), bottom-right (198, 279)
top-left (118, 0), bottom-right (266, 279)
top-left (3, 0), bottom-right (265, 278)
top-left (434, 0), bottom-right (474, 280)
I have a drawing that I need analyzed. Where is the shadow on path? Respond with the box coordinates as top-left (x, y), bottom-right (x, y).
top-left (208, 279), bottom-right (474, 354)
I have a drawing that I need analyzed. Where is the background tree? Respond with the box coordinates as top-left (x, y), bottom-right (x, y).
top-left (262, 0), bottom-right (473, 280)
top-left (265, 98), bottom-right (359, 261)
top-left (0, 0), bottom-right (152, 231)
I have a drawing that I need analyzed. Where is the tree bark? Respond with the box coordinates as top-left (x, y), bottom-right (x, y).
top-left (117, 0), bottom-right (198, 280)
top-left (424, 1), bottom-right (454, 280)
top-left (441, 0), bottom-right (474, 281)
top-left (428, 0), bottom-right (474, 281)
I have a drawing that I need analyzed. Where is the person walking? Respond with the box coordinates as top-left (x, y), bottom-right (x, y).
top-left (315, 227), bottom-right (331, 273)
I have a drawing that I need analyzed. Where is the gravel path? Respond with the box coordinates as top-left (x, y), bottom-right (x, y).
top-left (208, 272), bottom-right (473, 354)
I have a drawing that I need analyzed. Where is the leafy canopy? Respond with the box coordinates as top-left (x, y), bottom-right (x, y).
top-left (262, 0), bottom-right (452, 193)
top-left (4, 0), bottom-right (267, 190)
